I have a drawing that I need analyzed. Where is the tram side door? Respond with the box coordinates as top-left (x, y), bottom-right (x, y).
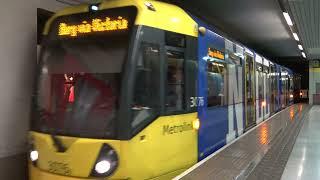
top-left (270, 65), bottom-right (275, 114)
top-left (263, 63), bottom-right (270, 119)
top-left (244, 53), bottom-right (255, 130)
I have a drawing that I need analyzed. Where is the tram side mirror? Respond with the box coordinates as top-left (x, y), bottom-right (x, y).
top-left (198, 27), bottom-right (206, 36)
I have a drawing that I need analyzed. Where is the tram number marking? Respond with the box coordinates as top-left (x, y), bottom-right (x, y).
top-left (48, 161), bottom-right (72, 175)
top-left (190, 97), bottom-right (204, 107)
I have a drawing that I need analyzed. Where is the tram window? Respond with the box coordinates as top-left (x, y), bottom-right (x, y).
top-left (207, 61), bottom-right (227, 107)
top-left (256, 64), bottom-right (263, 72)
top-left (165, 50), bottom-right (185, 112)
top-left (165, 31), bottom-right (186, 48)
top-left (131, 43), bottom-right (160, 128)
top-left (263, 66), bottom-right (269, 74)
top-left (281, 71), bottom-right (287, 95)
top-left (270, 65), bottom-right (276, 103)
top-left (245, 55), bottom-right (254, 100)
top-left (289, 78), bottom-right (294, 92)
top-left (228, 51), bottom-right (242, 66)
top-left (258, 73), bottom-right (264, 100)
top-left (257, 64), bottom-right (264, 100)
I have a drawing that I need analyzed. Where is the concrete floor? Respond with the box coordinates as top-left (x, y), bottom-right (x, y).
top-left (0, 153), bottom-right (28, 180)
top-left (281, 105), bottom-right (320, 180)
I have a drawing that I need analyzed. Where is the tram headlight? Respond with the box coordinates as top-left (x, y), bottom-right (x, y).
top-left (89, 3), bottom-right (100, 12)
top-left (90, 5), bottom-right (98, 11)
top-left (193, 119), bottom-right (200, 130)
top-left (28, 136), bottom-right (38, 165)
top-left (91, 144), bottom-right (118, 177)
top-left (30, 150), bottom-right (39, 162)
top-left (95, 160), bottom-right (111, 174)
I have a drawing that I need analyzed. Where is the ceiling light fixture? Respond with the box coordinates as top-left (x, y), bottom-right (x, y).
top-left (293, 33), bottom-right (299, 41)
top-left (283, 12), bottom-right (293, 26)
top-left (283, 11), bottom-right (304, 56)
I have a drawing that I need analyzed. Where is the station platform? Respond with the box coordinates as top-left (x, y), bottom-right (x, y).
top-left (281, 106), bottom-right (320, 180)
top-left (174, 104), bottom-right (312, 180)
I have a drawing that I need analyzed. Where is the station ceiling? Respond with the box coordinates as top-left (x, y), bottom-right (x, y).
top-left (172, 0), bottom-right (300, 59)
top-left (287, 0), bottom-right (320, 59)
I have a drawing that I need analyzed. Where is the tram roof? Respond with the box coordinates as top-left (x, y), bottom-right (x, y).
top-left (43, 0), bottom-right (198, 37)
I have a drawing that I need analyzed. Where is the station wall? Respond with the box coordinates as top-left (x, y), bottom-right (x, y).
top-left (0, 0), bottom-right (66, 158)
top-left (309, 61), bottom-right (320, 105)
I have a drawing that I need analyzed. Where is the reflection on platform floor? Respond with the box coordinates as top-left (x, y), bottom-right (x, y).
top-left (281, 105), bottom-right (320, 180)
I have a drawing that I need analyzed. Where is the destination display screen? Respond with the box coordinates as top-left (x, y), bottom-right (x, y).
top-left (208, 48), bottom-right (225, 60)
top-left (58, 16), bottom-right (129, 37)
top-left (49, 6), bottom-right (137, 39)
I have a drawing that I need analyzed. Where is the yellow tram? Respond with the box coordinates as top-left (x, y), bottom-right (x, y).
top-left (30, 1), bottom-right (200, 179)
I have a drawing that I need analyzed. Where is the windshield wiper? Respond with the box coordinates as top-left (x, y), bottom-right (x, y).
top-left (38, 109), bottom-right (66, 152)
top-left (50, 132), bottom-right (66, 152)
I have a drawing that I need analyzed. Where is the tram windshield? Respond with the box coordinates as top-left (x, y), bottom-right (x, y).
top-left (32, 36), bottom-right (128, 138)
top-left (32, 7), bottom-right (137, 138)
